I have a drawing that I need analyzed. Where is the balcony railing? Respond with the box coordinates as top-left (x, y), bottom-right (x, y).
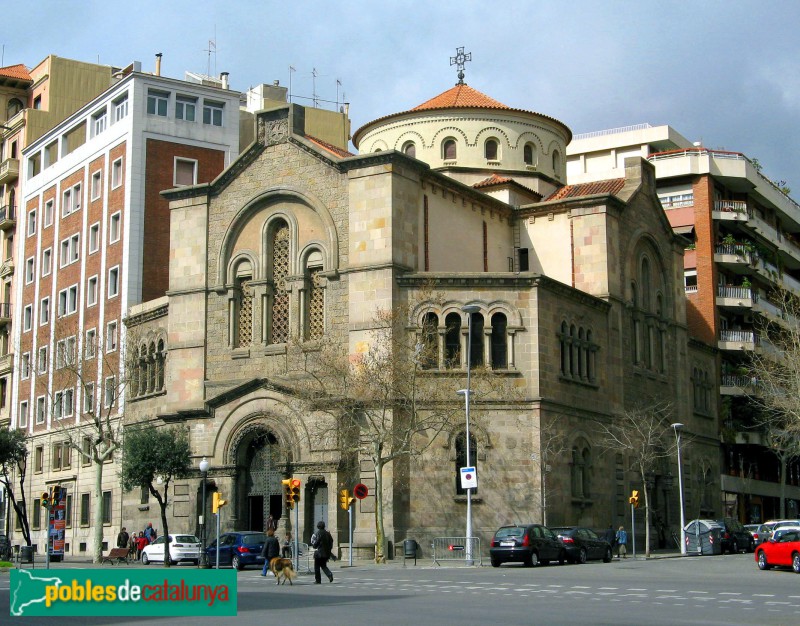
top-left (720, 329), bottom-right (759, 346)
top-left (0, 302), bottom-right (11, 320)
top-left (715, 244), bottom-right (757, 264)
top-left (0, 204), bottom-right (15, 230)
top-left (714, 200), bottom-right (749, 215)
top-left (717, 285), bottom-right (754, 301)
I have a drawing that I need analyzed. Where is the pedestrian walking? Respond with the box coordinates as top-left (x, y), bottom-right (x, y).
top-left (117, 527), bottom-right (130, 549)
top-left (135, 532), bottom-right (148, 560)
top-left (144, 522), bottom-right (156, 543)
top-left (603, 524), bottom-right (616, 548)
top-left (282, 531), bottom-right (293, 559)
top-left (260, 529), bottom-right (281, 576)
top-left (266, 514), bottom-right (277, 533)
top-left (311, 521), bottom-right (334, 584)
top-left (616, 526), bottom-right (628, 559)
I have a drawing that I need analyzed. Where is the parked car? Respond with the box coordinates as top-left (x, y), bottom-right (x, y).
top-left (684, 519), bottom-right (723, 555)
top-left (716, 518), bottom-right (755, 553)
top-left (755, 528), bottom-right (800, 573)
top-left (769, 520), bottom-right (800, 535)
top-left (0, 533), bottom-right (11, 560)
top-left (141, 533), bottom-right (201, 565)
top-left (205, 531), bottom-right (266, 570)
top-left (745, 524), bottom-right (770, 546)
top-left (489, 524), bottom-right (566, 567)
top-left (550, 526), bottom-right (613, 564)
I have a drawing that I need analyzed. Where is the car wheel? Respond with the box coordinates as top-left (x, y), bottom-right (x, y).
top-left (603, 547), bottom-right (612, 563)
top-left (578, 548), bottom-right (588, 564)
top-left (793, 553), bottom-right (800, 574)
top-left (490, 558), bottom-right (501, 568)
top-left (231, 555), bottom-right (242, 571)
top-left (141, 553), bottom-right (150, 566)
top-left (525, 552), bottom-right (539, 567)
top-left (731, 540), bottom-right (739, 554)
top-left (757, 550), bottom-right (770, 570)
top-left (749, 539), bottom-right (755, 553)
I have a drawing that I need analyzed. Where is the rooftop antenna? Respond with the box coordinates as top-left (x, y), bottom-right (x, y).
top-left (289, 65), bottom-right (296, 103)
top-left (312, 67), bottom-right (318, 108)
top-left (336, 78), bottom-right (341, 110)
top-left (450, 46), bottom-right (472, 86)
top-left (204, 31), bottom-right (217, 77)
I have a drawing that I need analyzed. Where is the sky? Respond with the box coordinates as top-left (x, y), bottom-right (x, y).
top-left (5, 1), bottom-right (800, 190)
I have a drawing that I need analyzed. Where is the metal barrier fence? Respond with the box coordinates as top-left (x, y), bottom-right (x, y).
top-left (432, 537), bottom-right (482, 566)
top-left (288, 541), bottom-right (312, 573)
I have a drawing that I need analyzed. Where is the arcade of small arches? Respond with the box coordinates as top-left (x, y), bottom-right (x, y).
top-left (130, 336), bottom-right (166, 399)
top-left (558, 321), bottom-right (599, 384)
top-left (400, 136), bottom-right (558, 171)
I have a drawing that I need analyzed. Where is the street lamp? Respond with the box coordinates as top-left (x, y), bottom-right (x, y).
top-left (671, 423), bottom-right (686, 555)
top-left (457, 303), bottom-right (481, 566)
top-left (198, 457), bottom-right (211, 568)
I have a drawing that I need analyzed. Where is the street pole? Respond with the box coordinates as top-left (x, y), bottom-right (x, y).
top-left (293, 505), bottom-right (299, 572)
top-left (460, 303), bottom-right (480, 566)
top-left (215, 510), bottom-right (221, 569)
top-left (348, 502), bottom-right (353, 568)
top-left (198, 458), bottom-right (210, 568)
top-left (631, 503), bottom-right (636, 559)
top-left (672, 423), bottom-right (687, 555)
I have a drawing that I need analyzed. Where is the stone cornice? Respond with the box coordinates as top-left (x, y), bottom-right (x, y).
top-left (124, 303), bottom-right (169, 328)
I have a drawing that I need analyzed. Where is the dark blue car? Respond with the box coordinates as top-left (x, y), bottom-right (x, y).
top-left (205, 531), bottom-right (266, 570)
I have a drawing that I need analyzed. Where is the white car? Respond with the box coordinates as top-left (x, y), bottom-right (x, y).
top-left (141, 534), bottom-right (201, 565)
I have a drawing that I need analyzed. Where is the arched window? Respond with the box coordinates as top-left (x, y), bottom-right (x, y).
top-left (235, 261), bottom-right (253, 348)
top-left (455, 431), bottom-right (478, 495)
top-left (490, 312), bottom-right (507, 369)
top-left (137, 344), bottom-right (147, 397)
top-left (484, 138), bottom-right (498, 160)
top-left (641, 258), bottom-right (651, 311)
top-left (443, 138), bottom-right (457, 161)
top-left (304, 250), bottom-right (324, 340)
top-left (523, 143), bottom-right (536, 165)
top-left (268, 221), bottom-right (290, 344)
top-left (403, 142), bottom-right (416, 158)
top-left (420, 312), bottom-right (439, 370)
top-left (569, 324), bottom-right (577, 376)
top-left (147, 343), bottom-right (156, 392)
top-left (571, 442), bottom-right (591, 499)
top-left (586, 330), bottom-right (595, 381)
top-left (468, 312), bottom-right (484, 368)
top-left (444, 313), bottom-right (461, 369)
top-left (560, 321), bottom-right (569, 375)
top-left (6, 98), bottom-right (23, 119)
top-left (552, 149), bottom-right (561, 172)
top-left (156, 338), bottom-right (165, 391)
top-left (578, 327), bottom-right (585, 379)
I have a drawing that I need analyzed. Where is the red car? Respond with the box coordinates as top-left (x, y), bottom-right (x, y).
top-left (754, 528), bottom-right (800, 573)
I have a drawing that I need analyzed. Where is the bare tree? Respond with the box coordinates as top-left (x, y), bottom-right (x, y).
top-left (595, 400), bottom-right (678, 557)
top-left (36, 318), bottom-right (138, 563)
top-left (532, 416), bottom-right (568, 526)
top-left (0, 428), bottom-right (31, 547)
top-left (289, 306), bottom-right (511, 563)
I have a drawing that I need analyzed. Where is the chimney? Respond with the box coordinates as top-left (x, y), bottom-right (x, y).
top-left (155, 53), bottom-right (162, 76)
top-left (220, 72), bottom-right (229, 90)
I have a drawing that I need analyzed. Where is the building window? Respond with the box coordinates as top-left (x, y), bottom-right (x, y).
top-left (89, 223), bottom-right (100, 253)
top-left (58, 285), bottom-right (79, 317)
top-left (402, 142), bottom-right (416, 158)
top-left (113, 94), bottom-right (128, 122)
top-left (140, 486), bottom-right (149, 505)
top-left (102, 491), bottom-right (112, 525)
top-left (524, 143), bottom-right (536, 166)
top-left (108, 266), bottom-right (119, 298)
top-left (175, 96), bottom-right (197, 121)
top-left (41, 248), bottom-right (52, 276)
top-left (304, 252), bottom-right (325, 340)
top-left (106, 321), bottom-right (118, 352)
top-left (60, 233), bottom-right (80, 266)
top-left (443, 138), bottom-right (457, 161)
top-left (33, 500), bottom-right (41, 529)
top-left (24, 257), bottom-right (34, 284)
top-left (52, 443), bottom-right (62, 471)
top-left (35, 396), bottom-right (45, 424)
top-left (18, 400), bottom-right (28, 428)
top-left (233, 263), bottom-right (253, 348)
top-left (147, 90), bottom-right (169, 117)
top-left (92, 108), bottom-right (107, 136)
top-left (23, 305), bottom-right (32, 331)
top-left (571, 441), bottom-right (591, 500)
top-left (419, 312), bottom-right (439, 370)
top-left (61, 183), bottom-right (81, 217)
top-left (484, 138), bottom-right (499, 160)
top-left (552, 149), bottom-right (561, 173)
top-left (111, 158), bottom-right (123, 188)
top-left (467, 311), bottom-right (484, 368)
top-left (455, 432), bottom-right (478, 495)
top-left (20, 352), bottom-right (30, 379)
top-left (91, 170), bottom-right (102, 200)
top-left (43, 199), bottom-right (54, 227)
top-left (37, 346), bottom-right (47, 373)
top-left (84, 382), bottom-right (95, 414)
top-left (490, 313), bottom-right (507, 369)
top-left (558, 321), bottom-right (598, 383)
top-left (268, 221), bottom-right (290, 345)
top-left (26, 209), bottom-right (36, 237)
top-left (40, 297), bottom-right (50, 325)
top-left (82, 437), bottom-right (92, 466)
top-left (174, 158), bottom-right (197, 186)
top-left (56, 336), bottom-right (76, 369)
top-left (80, 493), bottom-right (90, 526)
top-left (109, 212), bottom-right (121, 243)
top-left (65, 493), bottom-right (73, 527)
top-left (444, 312), bottom-right (461, 369)
top-left (202, 100), bottom-right (224, 126)
top-left (34, 445), bottom-right (44, 472)
top-left (104, 376), bottom-right (117, 408)
top-left (85, 328), bottom-right (97, 359)
top-left (87, 275), bottom-right (98, 306)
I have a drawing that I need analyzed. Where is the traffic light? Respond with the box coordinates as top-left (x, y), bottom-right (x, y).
top-left (629, 489), bottom-right (640, 508)
top-left (290, 478), bottom-right (301, 506)
top-left (212, 492), bottom-right (227, 514)
top-left (282, 478), bottom-right (294, 510)
top-left (41, 490), bottom-right (50, 508)
top-left (339, 489), bottom-right (354, 510)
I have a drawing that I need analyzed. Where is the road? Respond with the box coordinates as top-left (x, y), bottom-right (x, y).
top-left (2, 553), bottom-right (799, 625)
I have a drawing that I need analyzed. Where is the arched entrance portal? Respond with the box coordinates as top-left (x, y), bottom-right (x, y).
top-left (237, 429), bottom-right (286, 531)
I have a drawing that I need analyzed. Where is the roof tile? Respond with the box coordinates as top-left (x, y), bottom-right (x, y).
top-left (545, 178), bottom-right (626, 201)
top-left (412, 84), bottom-right (510, 111)
top-left (0, 63), bottom-right (31, 81)
top-left (305, 135), bottom-right (354, 159)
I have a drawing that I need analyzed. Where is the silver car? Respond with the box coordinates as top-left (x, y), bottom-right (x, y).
top-left (141, 533), bottom-right (201, 565)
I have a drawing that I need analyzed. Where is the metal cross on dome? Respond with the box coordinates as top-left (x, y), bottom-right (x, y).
top-left (450, 47), bottom-right (472, 85)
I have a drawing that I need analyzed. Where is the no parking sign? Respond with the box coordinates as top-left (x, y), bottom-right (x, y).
top-left (460, 467), bottom-right (477, 489)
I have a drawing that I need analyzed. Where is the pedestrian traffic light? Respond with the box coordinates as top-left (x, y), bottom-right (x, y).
top-left (41, 491), bottom-right (50, 508)
top-left (282, 478), bottom-right (294, 510)
top-left (629, 489), bottom-right (640, 508)
top-left (290, 478), bottom-right (301, 505)
top-left (339, 489), bottom-right (354, 510)
top-left (212, 492), bottom-right (227, 514)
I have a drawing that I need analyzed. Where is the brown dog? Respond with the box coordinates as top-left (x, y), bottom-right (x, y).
top-left (269, 557), bottom-right (296, 585)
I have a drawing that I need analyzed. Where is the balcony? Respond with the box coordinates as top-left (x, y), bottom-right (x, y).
top-left (0, 353), bottom-right (11, 376)
top-left (712, 200), bottom-right (749, 223)
top-left (720, 374), bottom-right (754, 396)
top-left (0, 157), bottom-right (19, 185)
top-left (718, 329), bottom-right (759, 352)
top-left (714, 244), bottom-right (757, 274)
top-left (0, 259), bottom-right (13, 279)
top-left (716, 285), bottom-right (754, 311)
top-left (0, 302), bottom-right (11, 325)
top-left (0, 204), bottom-right (15, 231)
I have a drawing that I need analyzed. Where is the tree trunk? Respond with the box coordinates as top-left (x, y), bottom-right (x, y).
top-left (92, 460), bottom-right (105, 563)
top-left (641, 467), bottom-right (651, 558)
top-left (373, 453), bottom-right (386, 564)
top-left (780, 456), bottom-right (787, 519)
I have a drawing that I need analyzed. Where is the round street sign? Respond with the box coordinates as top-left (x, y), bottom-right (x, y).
top-left (353, 483), bottom-right (369, 499)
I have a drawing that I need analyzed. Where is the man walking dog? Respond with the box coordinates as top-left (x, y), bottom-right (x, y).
top-left (311, 521), bottom-right (334, 584)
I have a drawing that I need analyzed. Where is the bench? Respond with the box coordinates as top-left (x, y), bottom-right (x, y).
top-left (103, 548), bottom-right (132, 565)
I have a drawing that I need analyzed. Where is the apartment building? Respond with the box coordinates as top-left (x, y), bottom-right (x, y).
top-left (13, 62), bottom-right (240, 555)
top-left (568, 124), bottom-right (800, 523)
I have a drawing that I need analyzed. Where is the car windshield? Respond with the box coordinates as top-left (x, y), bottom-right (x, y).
top-left (494, 527), bottom-right (525, 539)
top-left (175, 535), bottom-right (199, 543)
top-left (550, 527), bottom-right (573, 534)
top-left (242, 533), bottom-right (266, 546)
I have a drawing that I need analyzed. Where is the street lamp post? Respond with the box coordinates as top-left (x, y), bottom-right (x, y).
top-left (671, 423), bottom-right (686, 555)
top-left (457, 303), bottom-right (481, 566)
top-left (198, 457), bottom-right (210, 568)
